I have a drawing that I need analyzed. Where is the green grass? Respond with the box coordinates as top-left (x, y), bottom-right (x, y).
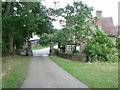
top-left (2, 55), bottom-right (32, 88)
top-left (31, 45), bottom-right (49, 50)
top-left (50, 55), bottom-right (118, 88)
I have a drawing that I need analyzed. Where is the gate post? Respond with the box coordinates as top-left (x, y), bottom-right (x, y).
top-left (50, 42), bottom-right (54, 54)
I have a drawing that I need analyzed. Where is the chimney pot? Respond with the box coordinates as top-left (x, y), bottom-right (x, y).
top-left (96, 10), bottom-right (102, 18)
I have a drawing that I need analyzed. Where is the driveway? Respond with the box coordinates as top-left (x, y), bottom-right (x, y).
top-left (20, 47), bottom-right (89, 88)
top-left (32, 45), bottom-right (58, 56)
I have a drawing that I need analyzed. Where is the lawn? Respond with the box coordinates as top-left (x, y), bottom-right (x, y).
top-left (50, 55), bottom-right (118, 88)
top-left (31, 45), bottom-right (49, 50)
top-left (2, 55), bottom-right (32, 88)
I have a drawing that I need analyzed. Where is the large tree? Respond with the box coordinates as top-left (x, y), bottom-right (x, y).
top-left (50, 1), bottom-right (94, 52)
top-left (2, 2), bottom-right (54, 55)
top-left (2, 2), bottom-right (13, 55)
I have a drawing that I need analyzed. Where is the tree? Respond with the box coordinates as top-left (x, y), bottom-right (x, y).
top-left (50, 1), bottom-right (94, 53)
top-left (2, 2), bottom-right (54, 55)
top-left (2, 2), bottom-right (37, 55)
top-left (83, 27), bottom-right (114, 62)
top-left (2, 2), bottom-right (13, 55)
top-left (33, 3), bottom-right (54, 35)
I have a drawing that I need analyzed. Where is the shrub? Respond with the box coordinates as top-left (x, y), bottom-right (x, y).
top-left (39, 33), bottom-right (49, 46)
top-left (83, 28), bottom-right (115, 62)
top-left (107, 54), bottom-right (118, 62)
top-left (72, 49), bottom-right (79, 54)
top-left (39, 33), bottom-right (57, 46)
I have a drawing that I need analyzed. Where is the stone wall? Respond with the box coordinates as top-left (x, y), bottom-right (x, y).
top-left (51, 49), bottom-right (86, 62)
top-left (58, 53), bottom-right (86, 62)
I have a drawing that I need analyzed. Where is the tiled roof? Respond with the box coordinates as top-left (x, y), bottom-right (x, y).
top-left (96, 17), bottom-right (117, 36)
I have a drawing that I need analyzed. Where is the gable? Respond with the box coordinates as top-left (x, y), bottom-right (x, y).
top-left (96, 17), bottom-right (117, 36)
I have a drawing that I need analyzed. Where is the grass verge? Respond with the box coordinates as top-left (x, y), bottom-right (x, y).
top-left (32, 45), bottom-right (49, 50)
top-left (2, 55), bottom-right (32, 88)
top-left (50, 55), bottom-right (118, 88)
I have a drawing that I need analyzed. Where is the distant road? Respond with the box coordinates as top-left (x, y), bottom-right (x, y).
top-left (32, 45), bottom-right (58, 56)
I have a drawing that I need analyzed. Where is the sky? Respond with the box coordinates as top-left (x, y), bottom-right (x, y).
top-left (41, 0), bottom-right (119, 29)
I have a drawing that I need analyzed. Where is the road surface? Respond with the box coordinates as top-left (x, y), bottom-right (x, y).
top-left (21, 47), bottom-right (89, 88)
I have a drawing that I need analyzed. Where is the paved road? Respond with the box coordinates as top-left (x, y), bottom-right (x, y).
top-left (32, 45), bottom-right (58, 56)
top-left (32, 48), bottom-right (49, 56)
top-left (21, 47), bottom-right (89, 88)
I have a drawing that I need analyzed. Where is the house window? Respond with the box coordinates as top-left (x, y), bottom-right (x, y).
top-left (67, 45), bottom-right (72, 51)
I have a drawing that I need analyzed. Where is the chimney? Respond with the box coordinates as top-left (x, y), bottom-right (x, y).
top-left (96, 10), bottom-right (102, 18)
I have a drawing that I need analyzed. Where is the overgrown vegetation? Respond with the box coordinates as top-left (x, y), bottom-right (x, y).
top-left (50, 55), bottom-right (118, 88)
top-left (50, 1), bottom-right (95, 48)
top-left (83, 28), bottom-right (117, 62)
top-left (39, 33), bottom-right (57, 46)
top-left (116, 33), bottom-right (120, 48)
top-left (2, 2), bottom-right (54, 56)
top-left (2, 55), bottom-right (32, 88)
top-left (49, 1), bottom-right (118, 62)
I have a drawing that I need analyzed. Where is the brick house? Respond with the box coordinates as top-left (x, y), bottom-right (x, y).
top-left (63, 11), bottom-right (117, 53)
top-left (95, 10), bottom-right (117, 45)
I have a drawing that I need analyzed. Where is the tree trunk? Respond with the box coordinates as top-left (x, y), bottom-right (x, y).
top-left (8, 31), bottom-right (14, 55)
top-left (58, 42), bottom-right (60, 48)
top-left (3, 2), bottom-right (11, 16)
top-left (4, 2), bottom-right (14, 55)
top-left (15, 42), bottom-right (21, 55)
top-left (27, 40), bottom-right (32, 56)
top-left (74, 45), bottom-right (76, 50)
top-left (85, 54), bottom-right (90, 62)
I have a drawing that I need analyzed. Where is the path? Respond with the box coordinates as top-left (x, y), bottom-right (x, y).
top-left (20, 47), bottom-right (89, 88)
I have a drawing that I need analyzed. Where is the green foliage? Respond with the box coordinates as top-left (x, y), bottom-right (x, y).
top-left (83, 28), bottom-right (115, 62)
top-left (72, 49), bottom-right (79, 54)
top-left (39, 32), bottom-right (58, 46)
top-left (2, 2), bottom-right (54, 55)
top-left (2, 40), bottom-right (8, 55)
top-left (116, 33), bottom-right (120, 48)
top-left (56, 28), bottom-right (71, 46)
top-left (39, 33), bottom-right (49, 46)
top-left (107, 54), bottom-right (118, 62)
top-left (51, 1), bottom-right (94, 52)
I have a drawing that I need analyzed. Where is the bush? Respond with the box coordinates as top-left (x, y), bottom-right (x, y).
top-left (39, 33), bottom-right (57, 46)
top-left (83, 28), bottom-right (115, 62)
top-left (116, 33), bottom-right (120, 48)
top-left (107, 54), bottom-right (118, 62)
top-left (72, 49), bottom-right (79, 54)
top-left (39, 33), bottom-right (49, 46)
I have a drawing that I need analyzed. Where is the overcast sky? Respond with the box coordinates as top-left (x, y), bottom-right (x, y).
top-left (42, 0), bottom-right (119, 29)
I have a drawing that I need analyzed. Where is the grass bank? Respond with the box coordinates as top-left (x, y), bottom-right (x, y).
top-left (2, 55), bottom-right (32, 88)
top-left (50, 55), bottom-right (118, 88)
top-left (32, 45), bottom-right (49, 50)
